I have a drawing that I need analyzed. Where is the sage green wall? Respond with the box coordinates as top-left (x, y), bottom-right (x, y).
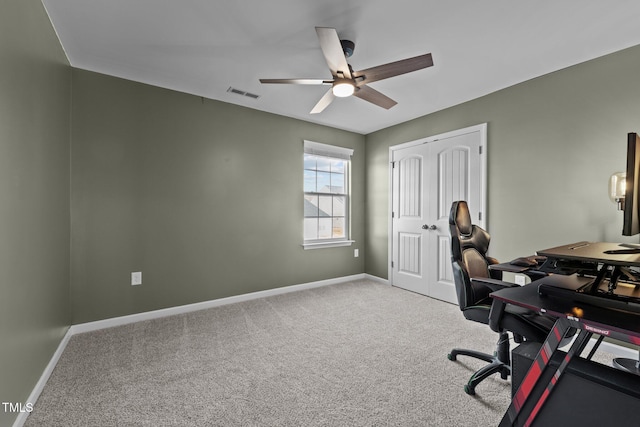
top-left (5, 3), bottom-right (640, 419)
top-left (0, 1), bottom-right (71, 425)
top-left (365, 44), bottom-right (640, 279)
top-left (71, 69), bottom-right (365, 323)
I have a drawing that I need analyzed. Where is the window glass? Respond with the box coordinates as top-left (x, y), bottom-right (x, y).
top-left (303, 144), bottom-right (351, 245)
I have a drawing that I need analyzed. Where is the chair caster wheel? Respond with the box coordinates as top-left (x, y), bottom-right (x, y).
top-left (447, 353), bottom-right (456, 361)
top-left (464, 384), bottom-right (476, 395)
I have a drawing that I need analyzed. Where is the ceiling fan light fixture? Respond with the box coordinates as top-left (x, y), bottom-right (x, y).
top-left (332, 80), bottom-right (355, 97)
top-left (259, 27), bottom-right (433, 114)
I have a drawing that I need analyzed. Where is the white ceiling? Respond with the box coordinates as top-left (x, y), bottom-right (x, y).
top-left (42, 0), bottom-right (640, 134)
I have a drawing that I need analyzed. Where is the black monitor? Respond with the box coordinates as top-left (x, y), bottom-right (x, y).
top-left (623, 132), bottom-right (640, 236)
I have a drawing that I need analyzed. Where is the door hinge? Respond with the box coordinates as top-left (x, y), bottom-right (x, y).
top-left (479, 212), bottom-right (482, 221)
top-left (479, 146), bottom-right (483, 155)
top-left (392, 211), bottom-right (395, 218)
top-left (391, 261), bottom-right (394, 268)
top-left (391, 161), bottom-right (396, 168)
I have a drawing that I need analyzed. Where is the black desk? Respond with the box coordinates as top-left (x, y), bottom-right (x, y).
top-left (491, 279), bottom-right (640, 426)
top-left (537, 241), bottom-right (640, 294)
top-left (537, 241), bottom-right (640, 266)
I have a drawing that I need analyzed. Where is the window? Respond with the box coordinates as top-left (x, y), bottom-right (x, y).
top-left (303, 140), bottom-right (354, 249)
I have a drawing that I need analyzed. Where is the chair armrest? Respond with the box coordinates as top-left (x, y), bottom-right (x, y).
top-left (470, 277), bottom-right (518, 293)
top-left (473, 277), bottom-right (518, 333)
top-left (488, 299), bottom-right (506, 333)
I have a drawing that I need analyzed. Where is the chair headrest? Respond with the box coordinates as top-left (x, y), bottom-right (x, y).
top-left (449, 200), bottom-right (472, 237)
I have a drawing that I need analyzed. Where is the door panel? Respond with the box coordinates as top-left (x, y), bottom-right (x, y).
top-left (426, 133), bottom-right (482, 303)
top-left (437, 235), bottom-right (453, 283)
top-left (398, 233), bottom-right (422, 276)
top-left (438, 147), bottom-right (469, 219)
top-left (392, 147), bottom-right (427, 294)
top-left (399, 156), bottom-right (422, 218)
top-left (391, 125), bottom-right (486, 302)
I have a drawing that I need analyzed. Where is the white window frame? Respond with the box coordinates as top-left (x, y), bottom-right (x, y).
top-left (303, 140), bottom-right (355, 250)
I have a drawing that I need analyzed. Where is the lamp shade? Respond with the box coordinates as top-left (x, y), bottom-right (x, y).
top-left (609, 172), bottom-right (626, 208)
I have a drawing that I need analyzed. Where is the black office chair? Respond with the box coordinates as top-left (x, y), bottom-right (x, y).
top-left (447, 200), bottom-right (557, 395)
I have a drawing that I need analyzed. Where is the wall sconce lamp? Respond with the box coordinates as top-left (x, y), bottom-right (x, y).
top-left (609, 172), bottom-right (626, 210)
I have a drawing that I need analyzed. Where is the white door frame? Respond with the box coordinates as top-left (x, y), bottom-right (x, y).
top-left (388, 123), bottom-right (488, 286)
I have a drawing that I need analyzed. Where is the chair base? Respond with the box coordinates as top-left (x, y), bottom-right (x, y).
top-left (447, 332), bottom-right (511, 395)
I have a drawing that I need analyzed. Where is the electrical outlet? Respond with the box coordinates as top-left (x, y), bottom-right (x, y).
top-left (514, 274), bottom-right (526, 286)
top-left (131, 271), bottom-right (142, 286)
top-left (354, 249), bottom-right (359, 257)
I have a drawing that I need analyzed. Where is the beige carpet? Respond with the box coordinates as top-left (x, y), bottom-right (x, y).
top-left (22, 280), bottom-right (611, 426)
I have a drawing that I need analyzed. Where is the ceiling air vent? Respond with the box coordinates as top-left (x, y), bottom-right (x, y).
top-left (227, 87), bottom-right (260, 99)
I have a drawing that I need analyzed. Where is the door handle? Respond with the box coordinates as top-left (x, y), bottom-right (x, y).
top-left (422, 224), bottom-right (437, 230)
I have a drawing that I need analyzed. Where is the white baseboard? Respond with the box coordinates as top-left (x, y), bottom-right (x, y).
top-left (12, 329), bottom-right (72, 427)
top-left (364, 273), bottom-right (389, 285)
top-left (69, 274), bottom-right (367, 335)
top-left (13, 274), bottom-right (368, 427)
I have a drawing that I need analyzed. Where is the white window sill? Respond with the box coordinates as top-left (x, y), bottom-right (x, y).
top-left (302, 240), bottom-right (355, 250)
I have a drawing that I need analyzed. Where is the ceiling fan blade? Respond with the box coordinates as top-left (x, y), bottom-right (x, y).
top-left (310, 88), bottom-right (336, 114)
top-left (352, 53), bottom-right (433, 85)
top-left (353, 85), bottom-right (397, 109)
top-left (315, 27), bottom-right (352, 79)
top-left (259, 78), bottom-right (332, 85)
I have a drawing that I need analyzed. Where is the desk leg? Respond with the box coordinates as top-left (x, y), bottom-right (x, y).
top-left (499, 318), bottom-right (591, 427)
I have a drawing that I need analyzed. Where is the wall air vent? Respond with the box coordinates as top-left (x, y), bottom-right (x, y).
top-left (227, 87), bottom-right (260, 99)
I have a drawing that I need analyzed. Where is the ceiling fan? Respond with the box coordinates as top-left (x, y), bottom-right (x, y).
top-left (259, 27), bottom-right (434, 114)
